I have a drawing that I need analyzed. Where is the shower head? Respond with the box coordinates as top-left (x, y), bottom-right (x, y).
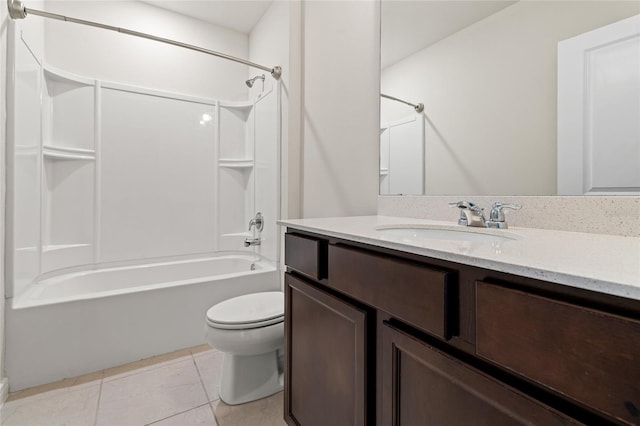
top-left (245, 74), bottom-right (266, 88)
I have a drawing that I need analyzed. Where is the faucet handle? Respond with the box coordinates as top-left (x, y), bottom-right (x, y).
top-left (449, 201), bottom-right (484, 215)
top-left (487, 202), bottom-right (521, 228)
top-left (449, 201), bottom-right (485, 226)
top-left (449, 201), bottom-right (471, 225)
top-left (449, 201), bottom-right (474, 209)
top-left (248, 212), bottom-right (264, 232)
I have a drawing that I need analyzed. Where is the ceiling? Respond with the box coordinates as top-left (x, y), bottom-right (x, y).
top-left (381, 1), bottom-right (516, 69)
top-left (141, 1), bottom-right (515, 66)
top-left (142, 0), bottom-right (273, 34)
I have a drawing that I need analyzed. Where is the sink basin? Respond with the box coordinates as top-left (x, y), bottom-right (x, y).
top-left (376, 225), bottom-right (521, 243)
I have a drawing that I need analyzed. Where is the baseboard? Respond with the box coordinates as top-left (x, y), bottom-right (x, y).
top-left (0, 377), bottom-right (9, 407)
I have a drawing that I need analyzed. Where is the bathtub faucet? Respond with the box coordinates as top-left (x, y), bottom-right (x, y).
top-left (244, 237), bottom-right (261, 247)
top-left (248, 212), bottom-right (264, 232)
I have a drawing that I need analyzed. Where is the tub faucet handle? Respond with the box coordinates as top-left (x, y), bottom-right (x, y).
top-left (248, 212), bottom-right (264, 232)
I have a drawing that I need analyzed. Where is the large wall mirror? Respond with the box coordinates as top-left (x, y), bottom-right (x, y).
top-left (380, 1), bottom-right (640, 196)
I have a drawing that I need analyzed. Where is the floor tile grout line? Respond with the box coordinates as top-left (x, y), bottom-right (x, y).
top-left (192, 352), bottom-right (222, 425)
top-left (92, 376), bottom-right (104, 426)
top-left (192, 353), bottom-right (215, 403)
top-left (209, 400), bottom-right (221, 426)
top-left (143, 402), bottom-right (213, 426)
top-left (93, 355), bottom-right (212, 426)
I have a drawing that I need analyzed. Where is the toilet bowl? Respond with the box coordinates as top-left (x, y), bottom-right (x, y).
top-left (205, 291), bottom-right (284, 405)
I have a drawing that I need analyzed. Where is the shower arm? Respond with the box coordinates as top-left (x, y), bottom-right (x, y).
top-left (7, 0), bottom-right (282, 80)
top-left (381, 93), bottom-right (424, 113)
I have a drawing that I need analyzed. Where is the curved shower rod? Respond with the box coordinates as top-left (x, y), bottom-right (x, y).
top-left (381, 93), bottom-right (424, 113)
top-left (7, 0), bottom-right (282, 80)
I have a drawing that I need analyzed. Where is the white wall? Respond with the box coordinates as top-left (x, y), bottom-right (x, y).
top-left (13, 1), bottom-right (45, 59)
top-left (249, 1), bottom-right (289, 101)
top-left (9, 25), bottom-right (42, 296)
top-left (43, 1), bottom-right (250, 100)
top-left (0, 0), bottom-right (8, 403)
top-left (287, 1), bottom-right (303, 220)
top-left (7, 0), bottom-right (293, 275)
top-left (300, 1), bottom-right (379, 217)
top-left (249, 1), bottom-right (290, 262)
top-left (2, 4), bottom-right (48, 399)
top-left (6, 1), bottom-right (285, 276)
top-left (381, 1), bottom-right (640, 196)
top-left (36, 1), bottom-right (265, 266)
top-left (99, 89), bottom-right (218, 262)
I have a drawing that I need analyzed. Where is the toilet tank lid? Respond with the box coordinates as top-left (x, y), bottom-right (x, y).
top-left (206, 291), bottom-right (284, 325)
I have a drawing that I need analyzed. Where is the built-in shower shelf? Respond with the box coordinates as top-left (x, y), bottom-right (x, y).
top-left (219, 159), bottom-right (254, 169)
top-left (219, 100), bottom-right (253, 122)
top-left (43, 145), bottom-right (96, 161)
top-left (222, 232), bottom-right (253, 238)
top-left (43, 243), bottom-right (92, 253)
top-left (43, 65), bottom-right (94, 86)
top-left (219, 100), bottom-right (253, 111)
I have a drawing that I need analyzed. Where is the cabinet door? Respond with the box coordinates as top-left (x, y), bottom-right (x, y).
top-left (285, 273), bottom-right (368, 426)
top-left (381, 322), bottom-right (581, 426)
top-left (476, 281), bottom-right (640, 425)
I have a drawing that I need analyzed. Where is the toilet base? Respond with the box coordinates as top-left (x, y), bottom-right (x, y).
top-left (219, 348), bottom-right (284, 405)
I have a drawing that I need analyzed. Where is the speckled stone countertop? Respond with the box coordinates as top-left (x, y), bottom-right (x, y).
top-left (278, 215), bottom-right (640, 301)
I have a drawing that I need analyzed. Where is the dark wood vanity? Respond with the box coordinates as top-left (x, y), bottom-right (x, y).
top-left (283, 230), bottom-right (640, 426)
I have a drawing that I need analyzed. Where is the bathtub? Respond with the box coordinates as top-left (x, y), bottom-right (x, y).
top-left (6, 254), bottom-right (279, 391)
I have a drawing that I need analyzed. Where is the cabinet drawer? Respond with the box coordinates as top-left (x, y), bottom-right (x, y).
top-left (284, 233), bottom-right (327, 280)
top-left (328, 244), bottom-right (452, 339)
top-left (476, 281), bottom-right (640, 425)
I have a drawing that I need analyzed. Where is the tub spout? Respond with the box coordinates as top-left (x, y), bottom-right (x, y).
top-left (244, 238), bottom-right (261, 247)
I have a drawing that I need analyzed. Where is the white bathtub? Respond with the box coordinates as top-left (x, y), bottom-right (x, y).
top-left (6, 254), bottom-right (280, 391)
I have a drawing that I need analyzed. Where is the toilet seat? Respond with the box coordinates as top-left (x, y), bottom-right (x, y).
top-left (206, 291), bottom-right (284, 330)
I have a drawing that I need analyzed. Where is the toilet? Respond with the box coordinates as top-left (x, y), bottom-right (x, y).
top-left (205, 291), bottom-right (284, 405)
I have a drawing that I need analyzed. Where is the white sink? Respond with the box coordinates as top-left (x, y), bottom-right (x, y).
top-left (376, 224), bottom-right (521, 243)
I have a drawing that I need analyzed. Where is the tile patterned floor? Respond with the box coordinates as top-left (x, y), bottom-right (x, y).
top-left (0, 345), bottom-right (286, 426)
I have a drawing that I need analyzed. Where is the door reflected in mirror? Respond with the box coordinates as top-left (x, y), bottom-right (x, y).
top-left (380, 1), bottom-right (640, 196)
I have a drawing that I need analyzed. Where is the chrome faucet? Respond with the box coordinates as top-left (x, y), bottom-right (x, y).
top-left (244, 238), bottom-right (261, 247)
top-left (245, 212), bottom-right (264, 247)
top-left (486, 202), bottom-right (521, 229)
top-left (449, 201), bottom-right (486, 227)
top-left (248, 212), bottom-right (264, 232)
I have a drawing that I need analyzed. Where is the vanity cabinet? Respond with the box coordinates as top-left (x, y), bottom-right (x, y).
top-left (284, 273), bottom-right (369, 426)
top-left (283, 230), bottom-right (640, 426)
top-left (476, 282), bottom-right (640, 425)
top-left (380, 322), bottom-right (580, 426)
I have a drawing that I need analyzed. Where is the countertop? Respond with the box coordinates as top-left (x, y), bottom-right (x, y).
top-left (278, 215), bottom-right (640, 301)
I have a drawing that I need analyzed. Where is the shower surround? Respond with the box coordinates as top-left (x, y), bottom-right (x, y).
top-left (6, 16), bottom-right (282, 390)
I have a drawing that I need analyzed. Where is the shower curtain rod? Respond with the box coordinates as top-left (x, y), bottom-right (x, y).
top-left (381, 93), bottom-right (424, 113)
top-left (7, 0), bottom-right (282, 80)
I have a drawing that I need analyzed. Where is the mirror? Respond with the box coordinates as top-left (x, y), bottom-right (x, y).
top-left (380, 1), bottom-right (640, 196)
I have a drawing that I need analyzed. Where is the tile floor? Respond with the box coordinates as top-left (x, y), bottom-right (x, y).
top-left (0, 345), bottom-right (286, 426)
